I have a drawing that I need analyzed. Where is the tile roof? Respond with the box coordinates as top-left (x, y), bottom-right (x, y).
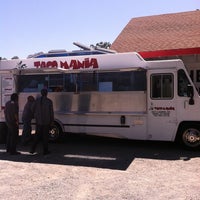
top-left (111, 10), bottom-right (200, 53)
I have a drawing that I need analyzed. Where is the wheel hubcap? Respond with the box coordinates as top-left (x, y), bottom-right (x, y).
top-left (49, 126), bottom-right (59, 140)
top-left (186, 133), bottom-right (198, 143)
top-left (183, 128), bottom-right (200, 147)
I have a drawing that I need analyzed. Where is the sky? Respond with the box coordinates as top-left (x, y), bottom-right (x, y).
top-left (1, 0), bottom-right (199, 59)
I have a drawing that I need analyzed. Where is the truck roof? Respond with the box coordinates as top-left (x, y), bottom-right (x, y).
top-left (0, 52), bottom-right (147, 72)
top-left (146, 59), bottom-right (184, 70)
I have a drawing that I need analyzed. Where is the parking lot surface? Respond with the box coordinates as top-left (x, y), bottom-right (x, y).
top-left (0, 135), bottom-right (200, 200)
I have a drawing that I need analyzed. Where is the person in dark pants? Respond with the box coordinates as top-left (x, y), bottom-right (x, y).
top-left (21, 95), bottom-right (35, 145)
top-left (30, 89), bottom-right (54, 155)
top-left (4, 93), bottom-right (20, 155)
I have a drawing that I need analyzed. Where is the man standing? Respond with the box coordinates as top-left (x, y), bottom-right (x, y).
top-left (30, 89), bottom-right (54, 155)
top-left (21, 95), bottom-right (35, 145)
top-left (4, 93), bottom-right (20, 155)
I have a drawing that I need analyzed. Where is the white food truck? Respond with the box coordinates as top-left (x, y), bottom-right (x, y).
top-left (0, 47), bottom-right (200, 150)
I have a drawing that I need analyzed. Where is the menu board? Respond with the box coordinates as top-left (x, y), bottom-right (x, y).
top-left (1, 76), bottom-right (15, 107)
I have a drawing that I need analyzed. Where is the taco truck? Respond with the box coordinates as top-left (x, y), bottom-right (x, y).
top-left (0, 44), bottom-right (200, 150)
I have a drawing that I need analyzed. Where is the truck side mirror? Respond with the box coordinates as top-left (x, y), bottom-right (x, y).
top-left (187, 85), bottom-right (194, 105)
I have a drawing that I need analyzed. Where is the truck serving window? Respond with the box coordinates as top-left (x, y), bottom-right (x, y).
top-left (18, 74), bottom-right (76, 92)
top-left (98, 71), bottom-right (146, 92)
top-left (151, 74), bottom-right (173, 99)
top-left (74, 70), bottom-right (146, 92)
top-left (18, 71), bottom-right (147, 93)
top-left (18, 75), bottom-right (48, 92)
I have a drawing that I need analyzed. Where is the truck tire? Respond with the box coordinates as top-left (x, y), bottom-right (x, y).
top-left (177, 125), bottom-right (200, 150)
top-left (0, 123), bottom-right (7, 144)
top-left (49, 122), bottom-right (63, 142)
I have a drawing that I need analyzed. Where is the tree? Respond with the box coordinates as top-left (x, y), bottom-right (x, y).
top-left (90, 42), bottom-right (111, 49)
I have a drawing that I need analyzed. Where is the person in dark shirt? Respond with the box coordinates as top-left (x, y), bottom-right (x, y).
top-left (21, 95), bottom-right (35, 145)
top-left (4, 93), bottom-right (20, 155)
top-left (30, 89), bottom-right (54, 155)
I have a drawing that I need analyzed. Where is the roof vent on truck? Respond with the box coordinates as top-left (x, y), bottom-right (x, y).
top-left (27, 42), bottom-right (116, 58)
top-left (48, 49), bottom-right (67, 54)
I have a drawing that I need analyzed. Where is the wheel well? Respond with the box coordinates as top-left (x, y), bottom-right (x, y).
top-left (54, 120), bottom-right (64, 133)
top-left (49, 121), bottom-right (64, 142)
top-left (175, 121), bottom-right (200, 142)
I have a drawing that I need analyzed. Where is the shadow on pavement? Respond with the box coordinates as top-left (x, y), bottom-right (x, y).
top-left (0, 135), bottom-right (199, 170)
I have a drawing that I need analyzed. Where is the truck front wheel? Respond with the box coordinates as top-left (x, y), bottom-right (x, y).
top-left (49, 122), bottom-right (63, 142)
top-left (178, 125), bottom-right (200, 150)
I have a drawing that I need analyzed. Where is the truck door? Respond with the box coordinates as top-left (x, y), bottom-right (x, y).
top-left (147, 70), bottom-right (177, 141)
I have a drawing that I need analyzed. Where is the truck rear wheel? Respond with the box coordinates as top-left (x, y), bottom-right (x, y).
top-left (49, 122), bottom-right (63, 142)
top-left (178, 125), bottom-right (200, 150)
